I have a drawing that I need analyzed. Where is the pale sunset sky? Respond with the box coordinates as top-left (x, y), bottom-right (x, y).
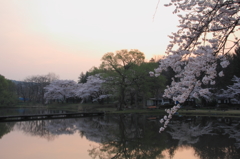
top-left (0, 0), bottom-right (179, 81)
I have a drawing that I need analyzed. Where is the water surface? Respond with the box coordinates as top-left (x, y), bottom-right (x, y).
top-left (0, 113), bottom-right (239, 159)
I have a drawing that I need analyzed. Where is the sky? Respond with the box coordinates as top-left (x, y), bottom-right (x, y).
top-left (0, 0), bottom-right (179, 81)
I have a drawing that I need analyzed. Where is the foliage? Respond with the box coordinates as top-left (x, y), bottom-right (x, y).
top-left (100, 49), bottom-right (167, 110)
top-left (75, 74), bottom-right (110, 104)
top-left (218, 76), bottom-right (240, 104)
top-left (127, 62), bottom-right (166, 107)
top-left (231, 46), bottom-right (240, 78)
top-left (16, 73), bottom-right (59, 104)
top-left (151, 0), bottom-right (240, 132)
top-left (214, 46), bottom-right (240, 90)
top-left (44, 74), bottom-right (109, 104)
top-left (100, 49), bottom-right (145, 110)
top-left (78, 71), bottom-right (89, 83)
top-left (44, 80), bottom-right (78, 103)
top-left (0, 75), bottom-right (18, 107)
top-left (44, 49), bottom-right (167, 109)
top-left (153, 0), bottom-right (239, 103)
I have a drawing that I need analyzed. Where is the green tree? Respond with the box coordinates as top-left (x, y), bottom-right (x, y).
top-left (0, 75), bottom-right (18, 107)
top-left (101, 49), bottom-right (145, 110)
top-left (212, 46), bottom-right (240, 92)
top-left (126, 62), bottom-right (166, 108)
top-left (78, 71), bottom-right (89, 83)
top-left (229, 46), bottom-right (240, 78)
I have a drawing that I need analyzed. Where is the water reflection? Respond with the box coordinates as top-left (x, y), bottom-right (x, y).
top-left (0, 107), bottom-right (68, 116)
top-left (0, 122), bottom-right (15, 139)
top-left (0, 114), bottom-right (240, 159)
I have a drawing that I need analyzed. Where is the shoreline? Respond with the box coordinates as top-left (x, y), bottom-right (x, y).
top-left (2, 103), bottom-right (240, 118)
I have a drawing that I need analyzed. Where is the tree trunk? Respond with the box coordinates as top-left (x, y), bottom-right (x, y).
top-left (118, 86), bottom-right (125, 111)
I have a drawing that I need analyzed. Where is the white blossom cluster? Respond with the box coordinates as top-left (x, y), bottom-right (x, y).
top-left (159, 104), bottom-right (181, 133)
top-left (217, 76), bottom-right (240, 103)
top-left (153, 0), bottom-right (240, 104)
top-left (44, 74), bottom-right (110, 103)
top-left (44, 80), bottom-right (77, 102)
top-left (75, 74), bottom-right (109, 103)
top-left (152, 0), bottom-right (239, 132)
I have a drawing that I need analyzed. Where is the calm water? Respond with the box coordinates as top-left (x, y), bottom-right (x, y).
top-left (0, 107), bottom-right (69, 116)
top-left (0, 111), bottom-right (240, 159)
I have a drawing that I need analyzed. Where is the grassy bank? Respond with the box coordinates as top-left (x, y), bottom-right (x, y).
top-left (47, 103), bottom-right (115, 112)
top-left (10, 103), bottom-right (240, 118)
top-left (177, 109), bottom-right (240, 117)
top-left (57, 103), bottom-right (240, 117)
top-left (97, 107), bottom-right (240, 117)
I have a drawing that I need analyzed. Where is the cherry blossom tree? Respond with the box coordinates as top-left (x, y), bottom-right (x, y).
top-left (75, 74), bottom-right (111, 103)
top-left (44, 80), bottom-right (78, 103)
top-left (44, 73), bottom-right (110, 104)
top-left (150, 0), bottom-right (240, 132)
top-left (218, 75), bottom-right (240, 104)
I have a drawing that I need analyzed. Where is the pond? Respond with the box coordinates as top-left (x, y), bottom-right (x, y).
top-left (0, 107), bottom-right (69, 116)
top-left (0, 112), bottom-right (240, 159)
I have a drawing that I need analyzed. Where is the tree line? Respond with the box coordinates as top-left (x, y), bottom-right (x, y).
top-left (44, 49), bottom-right (167, 110)
top-left (0, 73), bottom-right (59, 107)
top-left (44, 47), bottom-right (240, 109)
top-left (0, 75), bottom-right (17, 107)
top-left (0, 47), bottom-right (239, 108)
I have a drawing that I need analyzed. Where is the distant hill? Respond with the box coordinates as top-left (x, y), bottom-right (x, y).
top-left (10, 80), bottom-right (24, 84)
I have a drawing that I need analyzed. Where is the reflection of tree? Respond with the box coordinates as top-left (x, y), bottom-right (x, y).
top-left (88, 114), bottom-right (167, 159)
top-left (218, 121), bottom-right (240, 149)
top-left (14, 116), bottom-right (115, 142)
top-left (74, 116), bottom-right (117, 143)
top-left (11, 114), bottom-right (240, 159)
top-left (166, 117), bottom-right (240, 159)
top-left (44, 119), bottom-right (78, 135)
top-left (15, 120), bottom-right (57, 141)
top-left (13, 110), bottom-right (76, 141)
top-left (193, 134), bottom-right (240, 159)
top-left (167, 121), bottom-right (214, 145)
top-left (0, 122), bottom-right (15, 139)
